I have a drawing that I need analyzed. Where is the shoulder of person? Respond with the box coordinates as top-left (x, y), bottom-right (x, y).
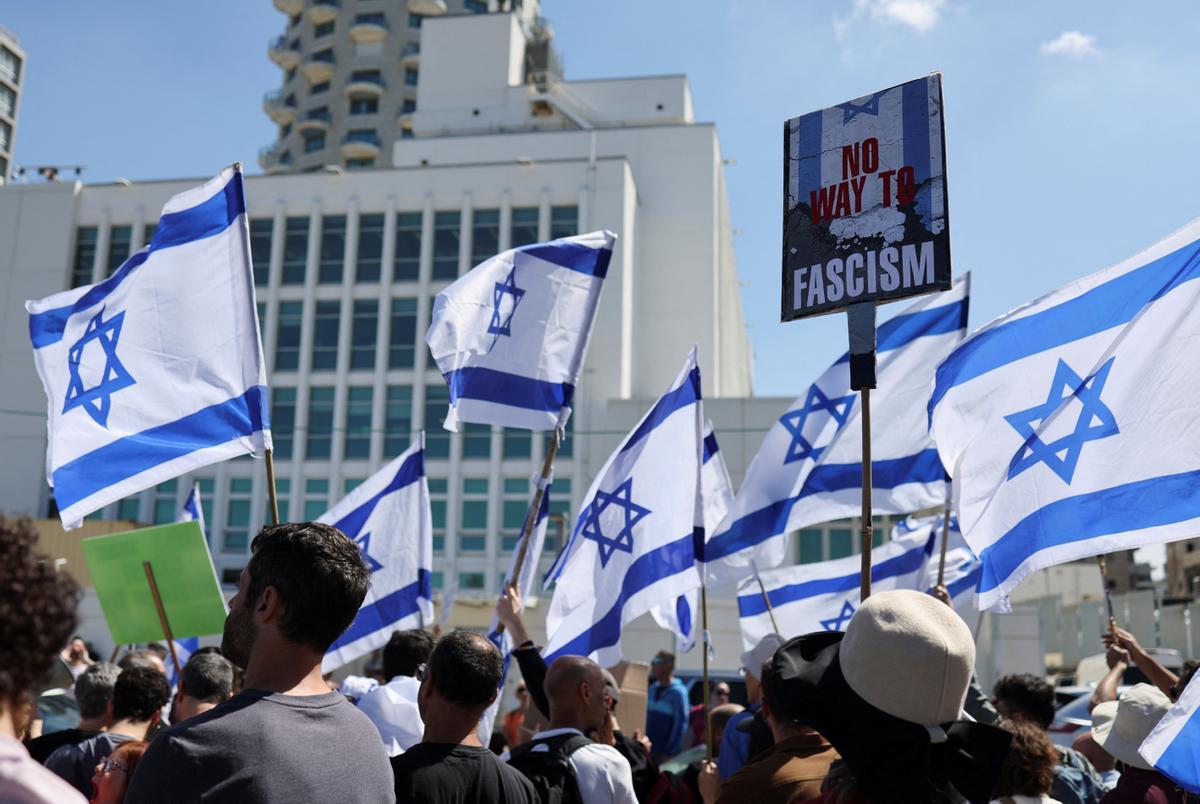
top-left (576, 742), bottom-right (634, 775)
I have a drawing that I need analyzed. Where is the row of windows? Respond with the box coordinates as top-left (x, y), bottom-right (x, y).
top-left (270, 294), bottom-right (425, 374)
top-left (73, 206), bottom-right (579, 289)
top-left (795, 516), bottom-right (897, 564)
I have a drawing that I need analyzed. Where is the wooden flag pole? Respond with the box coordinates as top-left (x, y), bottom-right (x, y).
top-left (143, 561), bottom-right (183, 684)
top-left (1098, 555), bottom-right (1118, 633)
top-left (859, 387), bottom-right (873, 600)
top-left (264, 449), bottom-right (281, 526)
top-left (937, 496), bottom-right (952, 587)
top-left (701, 581), bottom-right (714, 763)
top-left (752, 564), bottom-right (781, 634)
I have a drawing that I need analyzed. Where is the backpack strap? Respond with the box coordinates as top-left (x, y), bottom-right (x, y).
top-left (510, 731), bottom-right (594, 761)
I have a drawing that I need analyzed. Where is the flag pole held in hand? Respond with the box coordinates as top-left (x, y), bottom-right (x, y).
top-left (847, 301), bottom-right (877, 600)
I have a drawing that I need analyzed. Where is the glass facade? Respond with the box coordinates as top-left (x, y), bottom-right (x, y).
top-left (510, 207), bottom-right (539, 248)
top-left (282, 216), bottom-right (309, 284)
top-left (319, 215), bottom-right (346, 284)
top-left (344, 386), bottom-right (373, 459)
top-left (250, 218), bottom-right (273, 286)
top-left (71, 227), bottom-right (98, 288)
top-left (432, 211), bottom-right (460, 280)
top-left (311, 300), bottom-right (340, 371)
top-left (306, 386), bottom-right (336, 460)
top-left (394, 212), bottom-right (421, 281)
top-left (388, 298), bottom-right (418, 369)
top-left (350, 299), bottom-right (378, 370)
top-left (106, 225), bottom-right (132, 276)
top-left (356, 213), bottom-right (384, 282)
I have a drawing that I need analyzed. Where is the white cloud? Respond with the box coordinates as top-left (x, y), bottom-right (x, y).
top-left (836, 0), bottom-right (948, 41)
top-left (1040, 31), bottom-right (1100, 58)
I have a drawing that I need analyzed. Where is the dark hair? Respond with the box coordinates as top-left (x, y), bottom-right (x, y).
top-left (429, 631), bottom-right (503, 709)
top-left (995, 720), bottom-right (1057, 797)
top-left (383, 630), bottom-right (435, 680)
top-left (118, 649), bottom-right (162, 673)
top-left (75, 662), bottom-right (120, 719)
top-left (654, 651), bottom-right (676, 665)
top-left (0, 518), bottom-right (78, 706)
top-left (181, 653), bottom-right (234, 704)
top-left (245, 522), bottom-right (370, 652)
top-left (112, 666), bottom-right (170, 723)
top-left (993, 674), bottom-right (1056, 729)
top-left (1172, 660), bottom-right (1200, 700)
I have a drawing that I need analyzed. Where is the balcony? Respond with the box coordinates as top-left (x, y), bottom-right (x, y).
top-left (396, 112), bottom-right (414, 130)
top-left (349, 13), bottom-right (389, 43)
top-left (262, 90), bottom-right (297, 125)
top-left (345, 71), bottom-right (385, 98)
top-left (268, 36), bottom-right (301, 71)
top-left (340, 130), bottom-right (381, 160)
top-left (259, 144), bottom-right (292, 174)
top-left (273, 0), bottom-right (303, 15)
top-left (296, 108), bottom-right (332, 133)
top-left (306, 0), bottom-right (340, 25)
top-left (301, 51), bottom-right (335, 84)
top-left (407, 0), bottom-right (447, 14)
top-left (401, 41), bottom-right (420, 69)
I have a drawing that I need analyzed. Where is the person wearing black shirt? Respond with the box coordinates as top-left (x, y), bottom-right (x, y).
top-left (392, 630), bottom-right (538, 804)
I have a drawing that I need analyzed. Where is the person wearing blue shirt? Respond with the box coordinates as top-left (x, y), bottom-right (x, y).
top-left (645, 651), bottom-right (689, 763)
top-left (718, 633), bottom-right (784, 781)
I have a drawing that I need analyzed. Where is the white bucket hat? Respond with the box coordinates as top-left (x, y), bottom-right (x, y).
top-left (1092, 683), bottom-right (1170, 770)
top-left (739, 633), bottom-right (785, 680)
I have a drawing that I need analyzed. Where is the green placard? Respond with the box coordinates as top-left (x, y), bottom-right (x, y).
top-left (82, 521), bottom-right (228, 645)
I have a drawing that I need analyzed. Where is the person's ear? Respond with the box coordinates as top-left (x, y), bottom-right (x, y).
top-left (257, 586), bottom-right (281, 623)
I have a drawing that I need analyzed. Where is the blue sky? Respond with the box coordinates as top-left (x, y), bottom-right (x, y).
top-left (5, 0), bottom-right (1200, 399)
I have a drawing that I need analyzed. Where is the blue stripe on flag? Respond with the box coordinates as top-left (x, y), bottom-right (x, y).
top-left (706, 449), bottom-right (945, 563)
top-left (331, 449), bottom-right (425, 539)
top-left (929, 238), bottom-right (1200, 422)
top-left (945, 564), bottom-right (982, 600)
top-left (544, 531), bottom-right (695, 663)
top-left (1152, 711), bottom-right (1200, 793)
top-left (445, 367), bottom-right (575, 413)
top-left (29, 173), bottom-right (247, 349)
top-left (328, 568), bottom-right (433, 652)
top-left (902, 78), bottom-right (932, 217)
top-left (978, 469), bottom-right (1200, 594)
top-left (52, 386), bottom-right (270, 511)
top-left (702, 432), bottom-right (719, 463)
top-left (515, 239), bottom-right (613, 278)
top-left (737, 535), bottom-right (933, 617)
top-left (620, 368), bottom-right (701, 454)
top-left (834, 297), bottom-right (966, 365)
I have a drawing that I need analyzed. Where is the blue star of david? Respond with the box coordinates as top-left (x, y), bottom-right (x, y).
top-left (837, 90), bottom-right (887, 124)
top-left (62, 307), bottom-right (136, 428)
top-left (579, 477), bottom-right (651, 567)
top-left (353, 531), bottom-right (385, 574)
top-left (487, 266), bottom-right (525, 350)
top-left (1004, 357), bottom-right (1119, 485)
top-left (821, 600), bottom-right (856, 631)
top-left (779, 385), bottom-right (856, 464)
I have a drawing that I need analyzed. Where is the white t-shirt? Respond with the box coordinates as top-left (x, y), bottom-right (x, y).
top-left (503, 727), bottom-right (637, 804)
top-left (355, 675), bottom-right (423, 756)
top-left (0, 733), bottom-right (87, 803)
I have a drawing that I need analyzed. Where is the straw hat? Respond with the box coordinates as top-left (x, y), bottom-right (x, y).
top-left (1092, 684), bottom-right (1170, 770)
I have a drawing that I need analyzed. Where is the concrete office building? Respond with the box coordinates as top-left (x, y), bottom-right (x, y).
top-left (0, 26), bottom-right (23, 184)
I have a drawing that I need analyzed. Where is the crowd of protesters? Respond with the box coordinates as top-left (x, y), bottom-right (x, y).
top-left (1, 515), bottom-right (1195, 804)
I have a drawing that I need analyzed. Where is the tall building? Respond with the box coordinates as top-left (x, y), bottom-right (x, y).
top-left (0, 26), bottom-right (23, 184)
top-left (259, 0), bottom-right (533, 174)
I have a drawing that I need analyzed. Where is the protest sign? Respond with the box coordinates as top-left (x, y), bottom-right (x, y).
top-left (82, 520), bottom-right (227, 645)
top-left (782, 73), bottom-right (951, 321)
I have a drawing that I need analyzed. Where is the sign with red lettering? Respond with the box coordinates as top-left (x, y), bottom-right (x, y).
top-left (782, 74), bottom-right (951, 320)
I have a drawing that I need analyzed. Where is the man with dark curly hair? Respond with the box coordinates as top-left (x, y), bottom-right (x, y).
top-left (992, 719), bottom-right (1061, 803)
top-left (0, 518), bottom-right (87, 803)
top-left (125, 521), bottom-right (395, 803)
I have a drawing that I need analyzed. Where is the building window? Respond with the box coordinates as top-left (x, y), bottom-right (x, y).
top-left (250, 218), bottom-right (273, 287)
top-left (280, 122), bottom-right (292, 138)
top-left (318, 214), bottom-right (345, 283)
top-left (408, 14), bottom-right (423, 29)
top-left (282, 216), bottom-right (309, 284)
top-left (313, 20), bottom-right (334, 37)
top-left (71, 226), bottom-right (98, 288)
top-left (116, 495), bottom-right (140, 522)
top-left (829, 527), bottom-right (853, 560)
top-left (285, 67), bottom-right (297, 83)
top-left (304, 132), bottom-right (325, 153)
top-left (502, 478), bottom-right (530, 552)
top-left (429, 477), bottom-right (446, 553)
top-left (0, 46), bottom-right (20, 85)
top-left (384, 386), bottom-right (412, 457)
top-left (401, 98), bottom-right (416, 114)
top-left (460, 478), bottom-right (488, 553)
top-left (503, 429), bottom-right (531, 459)
top-left (798, 529), bottom-right (823, 564)
top-left (153, 480), bottom-right (178, 524)
top-left (106, 225), bottom-right (133, 276)
top-left (394, 212), bottom-right (422, 281)
top-left (345, 157), bottom-right (375, 169)
top-left (350, 69), bottom-right (382, 86)
top-left (311, 47), bottom-right (334, 64)
top-left (268, 478), bottom-right (291, 524)
top-left (0, 120), bottom-right (10, 153)
top-left (303, 478), bottom-right (330, 521)
top-left (310, 81), bottom-right (330, 95)
top-left (551, 206), bottom-right (579, 239)
top-left (344, 386), bottom-right (373, 459)
top-left (345, 129), bottom-right (380, 146)
top-left (349, 96), bottom-right (378, 115)
top-left (459, 573), bottom-right (485, 590)
top-left (350, 299), bottom-right (378, 370)
top-left (511, 207), bottom-right (539, 248)
top-left (424, 385), bottom-right (450, 459)
top-left (432, 211), bottom-right (460, 280)
top-left (143, 223), bottom-right (158, 246)
top-left (311, 300), bottom-right (340, 371)
top-left (356, 213), bottom-right (383, 282)
top-left (465, 0), bottom-right (487, 12)
top-left (389, 298), bottom-right (418, 368)
top-left (344, 477), bottom-right (364, 494)
top-left (275, 302), bottom-right (303, 371)
top-left (223, 478), bottom-right (253, 552)
top-left (0, 84), bottom-right (14, 118)
top-left (545, 478), bottom-right (571, 553)
top-left (400, 129), bottom-right (415, 140)
top-left (462, 424), bottom-right (491, 460)
top-left (471, 209), bottom-right (500, 265)
top-left (404, 68), bottom-right (419, 86)
top-left (306, 387), bottom-right (335, 459)
top-left (272, 388), bottom-right (297, 460)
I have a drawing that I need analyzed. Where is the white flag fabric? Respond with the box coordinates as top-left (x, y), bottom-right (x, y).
top-left (737, 526), bottom-right (934, 652)
top-left (543, 350), bottom-right (704, 667)
top-left (930, 220), bottom-right (1200, 611)
top-left (1140, 670), bottom-right (1200, 793)
top-left (321, 438), bottom-right (433, 672)
top-left (649, 421), bottom-right (735, 652)
top-left (892, 513), bottom-right (983, 633)
top-left (177, 483), bottom-right (206, 539)
top-left (705, 277), bottom-right (968, 585)
top-left (425, 231), bottom-right (614, 432)
top-left (27, 166), bottom-right (270, 529)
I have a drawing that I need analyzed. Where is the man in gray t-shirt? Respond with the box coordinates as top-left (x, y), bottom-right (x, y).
top-left (126, 522), bottom-right (395, 804)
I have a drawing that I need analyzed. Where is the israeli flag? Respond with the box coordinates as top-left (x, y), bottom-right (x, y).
top-left (164, 637), bottom-right (200, 688)
top-left (488, 481), bottom-right (554, 651)
top-left (705, 276), bottom-right (968, 585)
top-left (425, 231), bottom-right (614, 432)
top-left (27, 166), bottom-right (270, 529)
top-left (1140, 671), bottom-right (1200, 793)
top-left (321, 438), bottom-right (433, 672)
top-left (737, 526), bottom-right (934, 651)
top-left (894, 513), bottom-right (984, 632)
top-left (649, 422), bottom-right (735, 652)
top-left (177, 483), bottom-right (206, 539)
top-left (930, 220), bottom-right (1200, 611)
top-left (543, 350), bottom-right (704, 667)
